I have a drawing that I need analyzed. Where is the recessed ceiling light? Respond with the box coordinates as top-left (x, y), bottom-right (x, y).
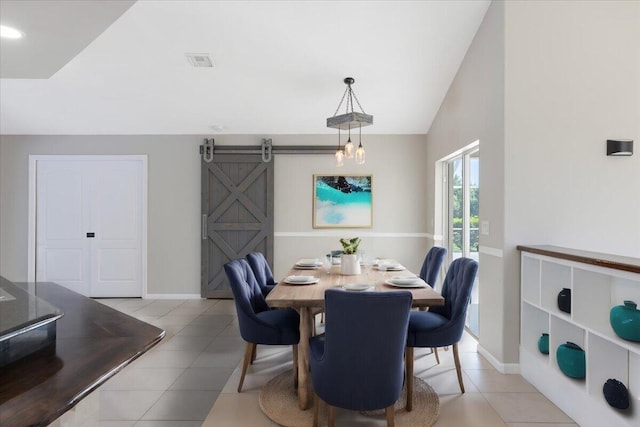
top-left (0, 25), bottom-right (24, 40)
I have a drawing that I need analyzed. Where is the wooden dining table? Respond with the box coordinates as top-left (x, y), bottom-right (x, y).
top-left (266, 263), bottom-right (445, 410)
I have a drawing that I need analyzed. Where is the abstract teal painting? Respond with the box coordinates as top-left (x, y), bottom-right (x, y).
top-left (313, 175), bottom-right (372, 228)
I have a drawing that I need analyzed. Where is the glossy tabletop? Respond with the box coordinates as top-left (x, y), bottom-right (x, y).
top-left (0, 280), bottom-right (165, 427)
top-left (0, 276), bottom-right (62, 342)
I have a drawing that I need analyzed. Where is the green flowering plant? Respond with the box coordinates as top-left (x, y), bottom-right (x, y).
top-left (339, 237), bottom-right (361, 255)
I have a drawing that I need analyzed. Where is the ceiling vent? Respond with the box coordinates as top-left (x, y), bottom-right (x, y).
top-left (185, 53), bottom-right (213, 68)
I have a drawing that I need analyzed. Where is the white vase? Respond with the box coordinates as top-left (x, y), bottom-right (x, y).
top-left (341, 254), bottom-right (361, 275)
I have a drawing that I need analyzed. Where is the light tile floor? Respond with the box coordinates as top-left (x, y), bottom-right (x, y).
top-left (93, 298), bottom-right (577, 427)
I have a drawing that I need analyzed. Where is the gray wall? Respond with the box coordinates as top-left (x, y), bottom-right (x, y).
top-left (0, 135), bottom-right (201, 294)
top-left (271, 135), bottom-right (429, 278)
top-left (425, 0), bottom-right (507, 364)
top-left (0, 134), bottom-right (429, 295)
top-left (426, 0), bottom-right (640, 368)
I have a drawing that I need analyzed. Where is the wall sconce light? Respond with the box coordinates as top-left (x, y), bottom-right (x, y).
top-left (606, 139), bottom-right (633, 156)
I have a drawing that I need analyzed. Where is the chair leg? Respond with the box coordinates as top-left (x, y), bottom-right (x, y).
top-left (453, 343), bottom-right (465, 393)
top-left (327, 404), bottom-right (335, 427)
top-left (238, 342), bottom-right (255, 392)
top-left (250, 343), bottom-right (257, 364)
top-left (405, 347), bottom-right (414, 411)
top-left (313, 393), bottom-right (320, 427)
top-left (292, 344), bottom-right (299, 388)
top-left (433, 347), bottom-right (440, 364)
top-left (385, 404), bottom-right (395, 427)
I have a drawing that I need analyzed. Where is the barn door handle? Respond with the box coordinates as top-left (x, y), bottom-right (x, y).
top-left (202, 215), bottom-right (207, 240)
top-left (86, 232), bottom-right (95, 238)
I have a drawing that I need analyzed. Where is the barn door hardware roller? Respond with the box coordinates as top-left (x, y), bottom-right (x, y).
top-left (200, 138), bottom-right (214, 163)
top-left (261, 138), bottom-right (273, 163)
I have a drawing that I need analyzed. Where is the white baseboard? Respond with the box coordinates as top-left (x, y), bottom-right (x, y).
top-left (144, 293), bottom-right (202, 300)
top-left (477, 344), bottom-right (520, 374)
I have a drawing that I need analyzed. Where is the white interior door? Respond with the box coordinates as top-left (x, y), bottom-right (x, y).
top-left (36, 162), bottom-right (91, 295)
top-left (36, 157), bottom-right (145, 297)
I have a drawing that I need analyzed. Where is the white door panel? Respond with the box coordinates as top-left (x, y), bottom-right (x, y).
top-left (36, 158), bottom-right (144, 297)
top-left (37, 162), bottom-right (91, 295)
top-left (90, 161), bottom-right (142, 297)
top-left (43, 169), bottom-right (84, 240)
top-left (42, 248), bottom-right (85, 294)
top-left (95, 164), bottom-right (139, 240)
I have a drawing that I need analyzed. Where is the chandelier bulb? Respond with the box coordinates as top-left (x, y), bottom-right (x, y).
top-left (344, 139), bottom-right (355, 159)
top-left (335, 149), bottom-right (344, 167)
top-left (344, 124), bottom-right (354, 159)
top-left (355, 142), bottom-right (365, 165)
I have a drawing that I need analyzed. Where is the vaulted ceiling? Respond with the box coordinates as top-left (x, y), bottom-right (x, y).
top-left (0, 0), bottom-right (490, 135)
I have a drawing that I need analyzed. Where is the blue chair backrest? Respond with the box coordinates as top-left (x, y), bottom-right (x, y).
top-left (429, 257), bottom-right (478, 338)
top-left (224, 259), bottom-right (271, 338)
top-left (318, 289), bottom-right (412, 411)
top-left (246, 252), bottom-right (276, 290)
top-left (419, 246), bottom-right (447, 288)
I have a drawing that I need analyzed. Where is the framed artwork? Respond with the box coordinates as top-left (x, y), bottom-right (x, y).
top-left (313, 175), bottom-right (373, 228)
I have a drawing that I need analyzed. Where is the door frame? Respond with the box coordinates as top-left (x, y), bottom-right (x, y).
top-left (436, 140), bottom-right (479, 263)
top-left (27, 155), bottom-right (148, 297)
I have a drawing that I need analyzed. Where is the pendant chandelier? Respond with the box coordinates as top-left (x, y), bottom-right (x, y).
top-left (327, 77), bottom-right (373, 166)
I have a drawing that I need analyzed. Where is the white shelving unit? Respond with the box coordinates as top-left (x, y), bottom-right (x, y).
top-left (519, 246), bottom-right (640, 427)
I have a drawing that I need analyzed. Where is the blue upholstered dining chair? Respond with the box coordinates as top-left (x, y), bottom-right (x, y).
top-left (224, 259), bottom-right (300, 392)
top-left (309, 289), bottom-right (413, 427)
top-left (405, 257), bottom-right (478, 410)
top-left (419, 246), bottom-right (447, 289)
top-left (246, 252), bottom-right (277, 297)
top-left (417, 246), bottom-right (448, 363)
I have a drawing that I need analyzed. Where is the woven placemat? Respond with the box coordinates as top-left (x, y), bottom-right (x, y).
top-left (259, 370), bottom-right (439, 427)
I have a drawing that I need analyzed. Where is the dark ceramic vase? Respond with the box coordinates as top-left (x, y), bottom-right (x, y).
top-left (556, 341), bottom-right (585, 379)
top-left (610, 300), bottom-right (640, 342)
top-left (557, 288), bottom-right (571, 314)
top-left (538, 333), bottom-right (549, 355)
top-left (603, 379), bottom-right (629, 410)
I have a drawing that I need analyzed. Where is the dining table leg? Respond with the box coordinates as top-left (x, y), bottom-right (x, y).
top-left (297, 306), bottom-right (312, 410)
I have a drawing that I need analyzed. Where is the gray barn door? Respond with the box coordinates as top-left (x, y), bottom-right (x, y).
top-left (201, 154), bottom-right (274, 298)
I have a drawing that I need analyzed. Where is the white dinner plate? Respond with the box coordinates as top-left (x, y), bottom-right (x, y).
top-left (343, 284), bottom-right (373, 292)
top-left (296, 258), bottom-right (323, 267)
top-left (284, 275), bottom-right (319, 285)
top-left (389, 276), bottom-right (421, 285)
top-left (294, 265), bottom-right (320, 270)
top-left (384, 278), bottom-right (427, 288)
top-left (375, 264), bottom-right (405, 271)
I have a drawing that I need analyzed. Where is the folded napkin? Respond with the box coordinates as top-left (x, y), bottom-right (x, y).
top-left (287, 275), bottom-right (315, 282)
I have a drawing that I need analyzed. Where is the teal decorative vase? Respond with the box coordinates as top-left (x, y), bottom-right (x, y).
top-left (610, 300), bottom-right (640, 342)
top-left (538, 333), bottom-right (549, 355)
top-left (556, 342), bottom-right (586, 379)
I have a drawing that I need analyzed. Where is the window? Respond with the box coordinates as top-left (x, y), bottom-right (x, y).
top-left (443, 143), bottom-right (479, 336)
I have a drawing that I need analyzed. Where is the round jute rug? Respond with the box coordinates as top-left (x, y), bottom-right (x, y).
top-left (259, 370), bottom-right (439, 427)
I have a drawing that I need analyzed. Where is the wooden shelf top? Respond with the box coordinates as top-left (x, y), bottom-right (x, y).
top-left (517, 245), bottom-right (640, 274)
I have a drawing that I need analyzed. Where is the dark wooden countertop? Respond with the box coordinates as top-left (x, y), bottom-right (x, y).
top-left (517, 245), bottom-right (640, 274)
top-left (0, 281), bottom-right (165, 427)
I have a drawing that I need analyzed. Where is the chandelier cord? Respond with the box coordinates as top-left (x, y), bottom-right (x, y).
top-left (332, 86), bottom-right (350, 118)
top-left (350, 89), bottom-right (366, 114)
